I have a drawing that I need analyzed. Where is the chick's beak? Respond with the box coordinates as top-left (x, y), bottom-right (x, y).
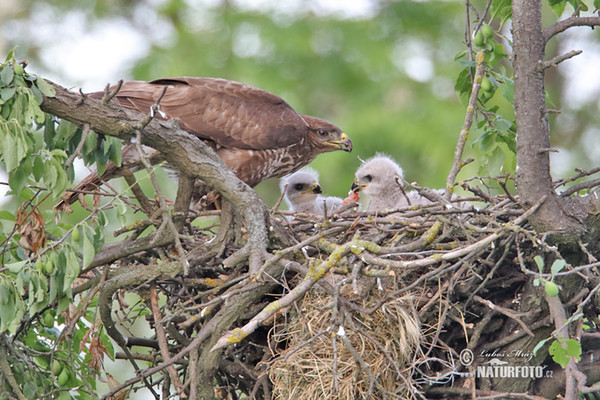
top-left (327, 133), bottom-right (352, 152)
top-left (302, 183), bottom-right (322, 195)
top-left (351, 179), bottom-right (367, 193)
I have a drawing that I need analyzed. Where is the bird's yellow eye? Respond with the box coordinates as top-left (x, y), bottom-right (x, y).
top-left (317, 129), bottom-right (328, 137)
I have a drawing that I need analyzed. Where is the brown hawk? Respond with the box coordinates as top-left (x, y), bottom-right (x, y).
top-left (59, 77), bottom-right (352, 208)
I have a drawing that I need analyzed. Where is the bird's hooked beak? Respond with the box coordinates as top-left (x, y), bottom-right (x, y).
top-left (303, 183), bottom-right (322, 195)
top-left (351, 178), bottom-right (366, 193)
top-left (327, 133), bottom-right (352, 152)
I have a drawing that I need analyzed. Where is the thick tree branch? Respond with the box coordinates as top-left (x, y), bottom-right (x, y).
top-left (543, 16), bottom-right (600, 43)
top-left (39, 80), bottom-right (270, 274)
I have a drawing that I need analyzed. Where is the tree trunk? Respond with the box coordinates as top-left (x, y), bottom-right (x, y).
top-left (512, 0), bottom-right (588, 241)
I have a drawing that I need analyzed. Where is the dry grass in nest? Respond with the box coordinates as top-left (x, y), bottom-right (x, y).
top-left (269, 286), bottom-right (421, 400)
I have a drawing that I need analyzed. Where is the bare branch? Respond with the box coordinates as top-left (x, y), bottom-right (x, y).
top-left (543, 16), bottom-right (600, 42)
top-left (538, 50), bottom-right (583, 71)
top-left (445, 50), bottom-right (486, 199)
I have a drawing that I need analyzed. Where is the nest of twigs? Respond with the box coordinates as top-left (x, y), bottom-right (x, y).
top-left (269, 284), bottom-right (421, 400)
top-left (94, 172), bottom-right (600, 400)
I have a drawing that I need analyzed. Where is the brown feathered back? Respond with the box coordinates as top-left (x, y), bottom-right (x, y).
top-left (58, 77), bottom-right (351, 211)
top-left (98, 77), bottom-right (310, 150)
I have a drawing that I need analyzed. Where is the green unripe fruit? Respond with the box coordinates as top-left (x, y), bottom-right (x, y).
top-left (57, 369), bottom-right (69, 386)
top-left (473, 31), bottom-right (485, 47)
top-left (13, 63), bottom-right (24, 76)
top-left (481, 24), bottom-right (494, 39)
top-left (52, 360), bottom-right (63, 376)
top-left (481, 78), bottom-right (493, 93)
top-left (43, 261), bottom-right (53, 275)
top-left (545, 281), bottom-right (559, 297)
top-left (71, 228), bottom-right (80, 242)
top-left (34, 259), bottom-right (44, 272)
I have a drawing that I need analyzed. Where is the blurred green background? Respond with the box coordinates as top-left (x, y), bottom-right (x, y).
top-left (1, 0), bottom-right (599, 207)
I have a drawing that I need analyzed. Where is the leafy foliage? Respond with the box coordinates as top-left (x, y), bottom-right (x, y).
top-left (0, 50), bottom-right (115, 397)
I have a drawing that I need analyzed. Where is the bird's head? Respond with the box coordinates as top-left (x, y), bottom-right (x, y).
top-left (280, 169), bottom-right (323, 208)
top-left (351, 154), bottom-right (405, 198)
top-left (303, 115), bottom-right (352, 153)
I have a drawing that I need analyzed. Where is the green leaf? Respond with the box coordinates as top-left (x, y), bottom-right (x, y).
top-left (551, 259), bottom-right (566, 275)
top-left (29, 83), bottom-right (43, 105)
top-left (108, 138), bottom-right (123, 166)
top-left (6, 260), bottom-right (27, 273)
top-left (473, 131), bottom-right (496, 153)
top-left (0, 66), bottom-right (14, 85)
top-left (0, 86), bottom-right (16, 102)
top-left (595, 0), bottom-right (600, 10)
top-left (0, 210), bottom-right (15, 221)
top-left (82, 229), bottom-right (95, 269)
top-left (3, 48), bottom-right (16, 64)
top-left (64, 249), bottom-right (80, 293)
top-left (2, 130), bottom-right (18, 171)
top-left (567, 0), bottom-right (588, 12)
top-left (8, 165), bottom-right (29, 197)
top-left (501, 77), bottom-right (514, 103)
top-left (534, 255), bottom-right (544, 273)
top-left (565, 338), bottom-right (582, 360)
top-left (549, 338), bottom-right (581, 368)
top-left (547, 0), bottom-right (567, 16)
top-left (44, 113), bottom-right (57, 146)
top-left (34, 76), bottom-right (56, 97)
top-left (490, 0), bottom-right (512, 26)
top-left (549, 339), bottom-right (569, 368)
top-left (32, 155), bottom-right (45, 181)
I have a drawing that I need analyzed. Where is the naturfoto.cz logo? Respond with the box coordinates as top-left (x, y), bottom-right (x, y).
top-left (459, 349), bottom-right (552, 378)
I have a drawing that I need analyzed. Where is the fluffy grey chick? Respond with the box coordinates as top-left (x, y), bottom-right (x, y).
top-left (351, 154), bottom-right (439, 212)
top-left (280, 168), bottom-right (343, 216)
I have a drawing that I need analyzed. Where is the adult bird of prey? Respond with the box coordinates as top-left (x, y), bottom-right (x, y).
top-left (350, 154), bottom-right (442, 212)
top-left (280, 168), bottom-right (343, 216)
top-left (58, 77), bottom-right (352, 208)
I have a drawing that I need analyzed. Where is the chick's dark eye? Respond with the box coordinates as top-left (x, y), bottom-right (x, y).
top-left (317, 129), bottom-right (328, 137)
top-left (365, 174), bottom-right (373, 182)
top-left (294, 183), bottom-right (304, 191)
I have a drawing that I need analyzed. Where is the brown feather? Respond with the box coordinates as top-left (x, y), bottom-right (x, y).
top-left (100, 77), bottom-right (309, 150)
top-left (58, 77), bottom-right (351, 211)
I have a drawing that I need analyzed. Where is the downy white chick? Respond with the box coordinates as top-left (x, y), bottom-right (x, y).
top-left (351, 154), bottom-right (442, 212)
top-left (280, 168), bottom-right (343, 216)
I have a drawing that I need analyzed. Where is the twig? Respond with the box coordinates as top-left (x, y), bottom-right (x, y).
top-left (211, 236), bottom-right (375, 351)
top-left (121, 167), bottom-right (155, 216)
top-left (472, 295), bottom-right (534, 336)
top-left (64, 124), bottom-right (90, 167)
top-left (0, 343), bottom-right (27, 400)
top-left (445, 50), bottom-right (486, 199)
top-left (134, 104), bottom-right (189, 273)
top-left (148, 286), bottom-right (186, 396)
top-left (538, 50), bottom-right (583, 71)
top-left (559, 177), bottom-right (600, 197)
top-left (102, 79), bottom-right (124, 104)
